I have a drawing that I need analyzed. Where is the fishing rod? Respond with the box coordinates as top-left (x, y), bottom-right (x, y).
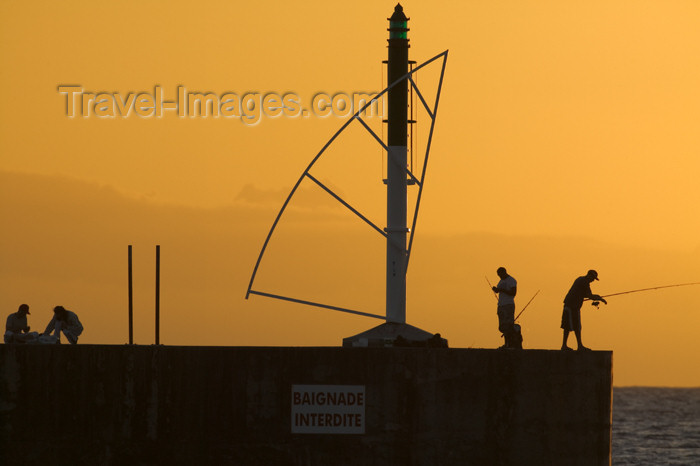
top-left (485, 273), bottom-right (539, 321)
top-left (485, 275), bottom-right (498, 300)
top-left (601, 282), bottom-right (700, 298)
top-left (586, 281), bottom-right (700, 306)
top-left (515, 290), bottom-right (540, 322)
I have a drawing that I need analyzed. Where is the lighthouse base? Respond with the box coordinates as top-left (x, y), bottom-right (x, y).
top-left (342, 321), bottom-right (447, 347)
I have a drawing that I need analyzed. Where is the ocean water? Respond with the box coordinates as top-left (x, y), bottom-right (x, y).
top-left (613, 387), bottom-right (700, 465)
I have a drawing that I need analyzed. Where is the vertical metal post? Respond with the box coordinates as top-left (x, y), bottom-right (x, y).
top-left (128, 245), bottom-right (133, 344)
top-left (386, 4), bottom-right (409, 323)
top-left (155, 245), bottom-right (160, 345)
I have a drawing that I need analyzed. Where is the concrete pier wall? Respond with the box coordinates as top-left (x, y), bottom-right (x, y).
top-left (0, 346), bottom-right (612, 466)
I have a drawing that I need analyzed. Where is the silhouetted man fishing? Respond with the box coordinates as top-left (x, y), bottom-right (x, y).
top-left (492, 267), bottom-right (519, 349)
top-left (561, 270), bottom-right (606, 351)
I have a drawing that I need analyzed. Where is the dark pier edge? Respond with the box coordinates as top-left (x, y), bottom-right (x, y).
top-left (1, 345), bottom-right (612, 466)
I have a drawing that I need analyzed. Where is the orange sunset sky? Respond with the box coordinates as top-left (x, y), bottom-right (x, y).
top-left (2, 1), bottom-right (700, 386)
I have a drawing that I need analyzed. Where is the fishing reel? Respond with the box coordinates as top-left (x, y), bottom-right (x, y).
top-left (591, 301), bottom-right (600, 308)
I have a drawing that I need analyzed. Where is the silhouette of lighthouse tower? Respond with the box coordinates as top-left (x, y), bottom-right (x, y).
top-left (244, 3), bottom-right (448, 347)
top-left (385, 3), bottom-right (409, 325)
top-left (343, 4), bottom-right (445, 347)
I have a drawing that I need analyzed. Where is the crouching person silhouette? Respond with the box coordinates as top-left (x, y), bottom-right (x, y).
top-left (44, 305), bottom-right (83, 344)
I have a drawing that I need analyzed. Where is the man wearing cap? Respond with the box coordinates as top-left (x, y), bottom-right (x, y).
top-left (561, 270), bottom-right (607, 351)
top-left (4, 304), bottom-right (37, 343)
top-left (492, 267), bottom-right (519, 349)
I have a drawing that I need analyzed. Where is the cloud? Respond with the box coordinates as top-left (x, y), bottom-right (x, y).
top-left (2, 170), bottom-right (699, 386)
top-left (234, 182), bottom-right (345, 214)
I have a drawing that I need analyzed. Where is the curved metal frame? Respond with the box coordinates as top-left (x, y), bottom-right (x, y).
top-left (246, 50), bottom-right (449, 320)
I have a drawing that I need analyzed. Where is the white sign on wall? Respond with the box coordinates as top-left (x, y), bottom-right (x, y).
top-left (291, 385), bottom-right (365, 434)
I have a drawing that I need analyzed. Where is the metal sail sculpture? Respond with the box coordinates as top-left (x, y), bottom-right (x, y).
top-left (246, 5), bottom-right (447, 341)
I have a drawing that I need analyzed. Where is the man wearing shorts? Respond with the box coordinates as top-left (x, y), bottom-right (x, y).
top-left (561, 270), bottom-right (606, 351)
